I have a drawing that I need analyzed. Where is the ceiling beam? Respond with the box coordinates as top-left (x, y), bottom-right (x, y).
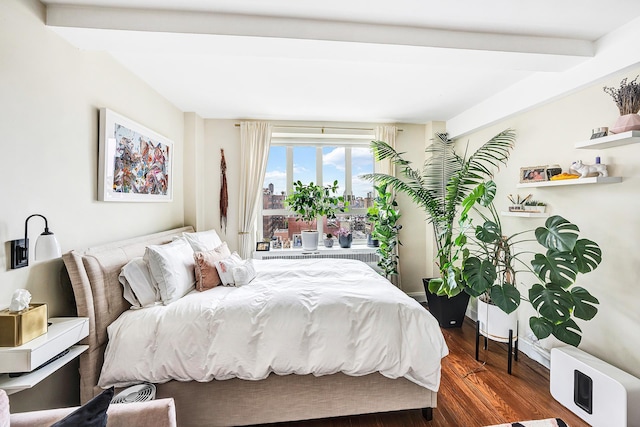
top-left (46, 5), bottom-right (593, 59)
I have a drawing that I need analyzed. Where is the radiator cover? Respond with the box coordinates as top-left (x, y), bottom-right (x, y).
top-left (550, 346), bottom-right (640, 427)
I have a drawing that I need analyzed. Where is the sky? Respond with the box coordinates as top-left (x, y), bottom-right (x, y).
top-left (263, 145), bottom-right (374, 199)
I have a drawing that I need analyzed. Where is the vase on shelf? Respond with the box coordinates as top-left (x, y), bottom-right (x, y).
top-left (610, 114), bottom-right (640, 134)
top-left (338, 234), bottom-right (352, 248)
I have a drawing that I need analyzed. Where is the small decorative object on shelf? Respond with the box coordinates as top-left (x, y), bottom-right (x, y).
top-left (590, 127), bottom-right (608, 139)
top-left (549, 172), bottom-right (580, 181)
top-left (507, 194), bottom-right (546, 213)
top-left (519, 166), bottom-right (547, 183)
top-left (603, 75), bottom-right (640, 134)
top-left (570, 160), bottom-right (608, 178)
top-left (545, 164), bottom-right (563, 180)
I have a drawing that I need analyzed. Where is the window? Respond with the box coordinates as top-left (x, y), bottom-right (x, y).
top-left (261, 128), bottom-right (375, 244)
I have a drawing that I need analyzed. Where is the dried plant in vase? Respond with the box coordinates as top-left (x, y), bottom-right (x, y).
top-left (603, 75), bottom-right (640, 133)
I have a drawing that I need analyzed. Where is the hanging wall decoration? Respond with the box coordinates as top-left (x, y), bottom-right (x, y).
top-left (220, 148), bottom-right (228, 233)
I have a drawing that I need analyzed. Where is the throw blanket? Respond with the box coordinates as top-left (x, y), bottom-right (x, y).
top-left (99, 258), bottom-right (448, 391)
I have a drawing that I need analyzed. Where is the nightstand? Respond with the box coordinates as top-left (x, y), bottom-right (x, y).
top-left (0, 317), bottom-right (89, 395)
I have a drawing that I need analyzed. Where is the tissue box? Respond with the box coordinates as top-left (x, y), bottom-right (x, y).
top-left (0, 303), bottom-right (48, 347)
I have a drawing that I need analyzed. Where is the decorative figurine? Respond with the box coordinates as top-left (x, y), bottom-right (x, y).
top-left (570, 160), bottom-right (608, 178)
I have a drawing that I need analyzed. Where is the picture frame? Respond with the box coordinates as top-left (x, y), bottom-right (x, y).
top-left (256, 241), bottom-right (270, 251)
top-left (292, 234), bottom-right (302, 247)
top-left (519, 166), bottom-right (547, 183)
top-left (98, 108), bottom-right (173, 202)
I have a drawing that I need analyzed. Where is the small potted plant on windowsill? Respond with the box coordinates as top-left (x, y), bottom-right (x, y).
top-left (323, 233), bottom-right (335, 248)
top-left (285, 180), bottom-right (348, 251)
top-left (336, 227), bottom-right (352, 248)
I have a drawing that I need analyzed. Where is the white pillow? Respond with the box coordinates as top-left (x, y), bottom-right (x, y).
top-left (183, 229), bottom-right (223, 252)
top-left (144, 237), bottom-right (196, 304)
top-left (119, 257), bottom-right (161, 308)
top-left (214, 252), bottom-right (243, 286)
top-left (232, 259), bottom-right (257, 287)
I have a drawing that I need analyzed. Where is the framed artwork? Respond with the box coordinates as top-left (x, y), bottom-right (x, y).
top-left (519, 166), bottom-right (547, 183)
top-left (292, 234), bottom-right (302, 247)
top-left (98, 108), bottom-right (173, 202)
top-left (256, 241), bottom-right (270, 251)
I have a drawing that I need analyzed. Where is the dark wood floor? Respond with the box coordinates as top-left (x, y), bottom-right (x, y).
top-left (261, 316), bottom-right (588, 427)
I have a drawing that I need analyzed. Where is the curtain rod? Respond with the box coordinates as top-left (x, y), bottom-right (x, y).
top-left (233, 124), bottom-right (403, 132)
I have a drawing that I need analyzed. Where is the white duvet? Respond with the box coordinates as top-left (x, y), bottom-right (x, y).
top-left (99, 258), bottom-right (449, 391)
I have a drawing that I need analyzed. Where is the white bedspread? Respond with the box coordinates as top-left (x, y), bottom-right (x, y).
top-left (99, 258), bottom-right (448, 391)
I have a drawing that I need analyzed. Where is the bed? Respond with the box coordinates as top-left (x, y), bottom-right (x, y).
top-left (62, 226), bottom-right (447, 426)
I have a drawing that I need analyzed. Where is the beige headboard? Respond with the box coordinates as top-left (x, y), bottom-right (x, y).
top-left (62, 226), bottom-right (194, 403)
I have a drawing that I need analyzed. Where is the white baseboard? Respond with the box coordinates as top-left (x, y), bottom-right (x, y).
top-left (407, 291), bottom-right (426, 303)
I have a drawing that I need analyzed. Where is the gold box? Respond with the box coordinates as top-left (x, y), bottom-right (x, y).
top-left (0, 303), bottom-right (48, 347)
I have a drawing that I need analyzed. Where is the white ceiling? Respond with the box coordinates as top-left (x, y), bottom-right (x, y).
top-left (43, 0), bottom-right (640, 136)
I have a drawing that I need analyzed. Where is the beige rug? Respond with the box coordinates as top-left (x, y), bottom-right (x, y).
top-left (484, 418), bottom-right (568, 427)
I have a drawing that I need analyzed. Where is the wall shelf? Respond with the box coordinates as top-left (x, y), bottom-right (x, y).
top-left (575, 130), bottom-right (640, 149)
top-left (517, 176), bottom-right (622, 188)
top-left (501, 211), bottom-right (549, 218)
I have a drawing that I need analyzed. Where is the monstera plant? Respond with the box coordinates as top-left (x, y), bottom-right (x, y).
top-left (459, 181), bottom-right (602, 346)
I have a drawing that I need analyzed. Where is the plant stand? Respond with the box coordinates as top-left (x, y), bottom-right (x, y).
top-left (475, 299), bottom-right (518, 374)
top-left (475, 322), bottom-right (518, 374)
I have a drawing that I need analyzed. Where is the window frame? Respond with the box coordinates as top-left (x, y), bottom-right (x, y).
top-left (261, 132), bottom-right (375, 244)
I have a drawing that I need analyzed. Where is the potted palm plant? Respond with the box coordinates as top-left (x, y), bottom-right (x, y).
top-left (363, 130), bottom-right (515, 327)
top-left (459, 181), bottom-right (602, 346)
top-left (284, 180), bottom-right (348, 251)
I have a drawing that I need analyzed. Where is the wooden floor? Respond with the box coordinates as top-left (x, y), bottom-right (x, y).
top-left (262, 316), bottom-right (589, 427)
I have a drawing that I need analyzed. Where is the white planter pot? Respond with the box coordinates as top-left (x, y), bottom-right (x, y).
top-left (301, 230), bottom-right (319, 251)
top-left (477, 298), bottom-right (518, 343)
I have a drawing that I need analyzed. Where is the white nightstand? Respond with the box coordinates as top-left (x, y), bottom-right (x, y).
top-left (0, 317), bottom-right (89, 395)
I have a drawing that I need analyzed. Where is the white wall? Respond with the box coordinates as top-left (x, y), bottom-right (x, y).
top-left (0, 0), bottom-right (184, 410)
top-left (457, 66), bottom-right (640, 377)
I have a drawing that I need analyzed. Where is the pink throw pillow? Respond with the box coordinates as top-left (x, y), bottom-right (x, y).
top-left (193, 243), bottom-right (231, 291)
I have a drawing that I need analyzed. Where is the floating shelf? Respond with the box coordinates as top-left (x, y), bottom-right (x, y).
top-left (517, 176), bottom-right (622, 188)
top-left (501, 211), bottom-right (549, 218)
top-left (575, 130), bottom-right (640, 149)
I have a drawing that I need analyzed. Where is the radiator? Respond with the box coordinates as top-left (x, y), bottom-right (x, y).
top-left (259, 252), bottom-right (378, 264)
top-left (550, 346), bottom-right (640, 427)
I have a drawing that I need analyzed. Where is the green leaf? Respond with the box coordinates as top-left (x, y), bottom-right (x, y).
top-left (489, 283), bottom-right (520, 314)
top-left (528, 283), bottom-right (573, 323)
top-left (463, 257), bottom-right (496, 297)
top-left (531, 250), bottom-right (578, 288)
top-left (552, 318), bottom-right (582, 347)
top-left (571, 287), bottom-right (599, 321)
top-left (529, 316), bottom-right (553, 340)
top-left (535, 215), bottom-right (579, 252)
top-left (573, 239), bottom-right (602, 274)
top-left (475, 221), bottom-right (501, 243)
top-left (479, 180), bottom-right (497, 207)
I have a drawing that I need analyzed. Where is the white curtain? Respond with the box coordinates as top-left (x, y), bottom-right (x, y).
top-left (374, 125), bottom-right (401, 288)
top-left (374, 125), bottom-right (398, 175)
top-left (238, 122), bottom-right (272, 259)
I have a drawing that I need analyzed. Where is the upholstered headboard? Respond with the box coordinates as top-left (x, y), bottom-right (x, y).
top-left (62, 226), bottom-right (194, 403)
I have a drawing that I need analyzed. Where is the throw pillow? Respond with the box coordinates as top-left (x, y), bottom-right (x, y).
top-left (214, 252), bottom-right (243, 286)
top-left (193, 243), bottom-right (232, 291)
top-left (1, 389), bottom-right (9, 427)
top-left (183, 229), bottom-right (223, 252)
top-left (50, 387), bottom-right (114, 427)
top-left (145, 237), bottom-right (196, 304)
top-left (232, 259), bottom-right (257, 287)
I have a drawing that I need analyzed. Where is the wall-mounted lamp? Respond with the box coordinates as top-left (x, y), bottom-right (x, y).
top-left (10, 214), bottom-right (61, 269)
